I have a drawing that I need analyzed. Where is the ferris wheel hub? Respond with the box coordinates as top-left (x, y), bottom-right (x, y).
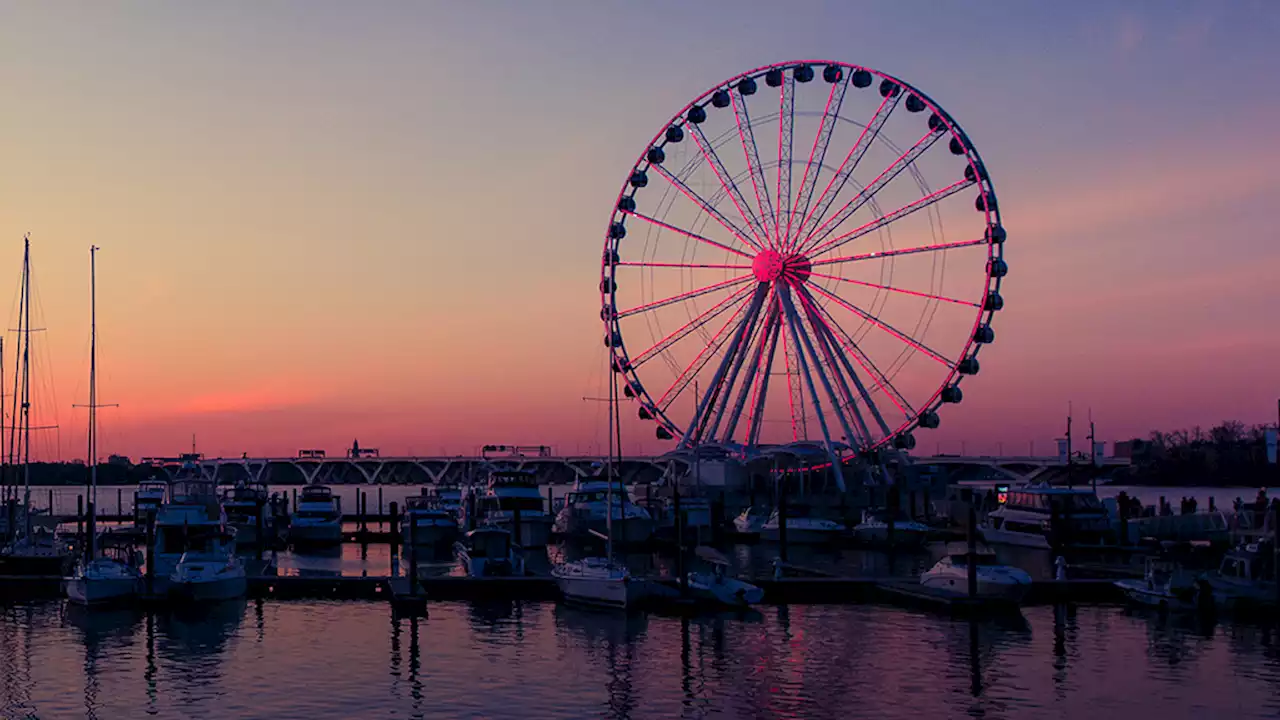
top-left (752, 249), bottom-right (812, 285)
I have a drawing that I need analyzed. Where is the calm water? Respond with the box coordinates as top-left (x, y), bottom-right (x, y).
top-left (3, 599), bottom-right (1279, 719)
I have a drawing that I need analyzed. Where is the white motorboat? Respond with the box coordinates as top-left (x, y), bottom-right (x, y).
top-left (454, 527), bottom-right (524, 577)
top-left (981, 485), bottom-right (1110, 549)
top-left (1200, 542), bottom-right (1277, 613)
top-left (220, 481), bottom-right (271, 546)
top-left (920, 543), bottom-right (1032, 601)
top-left (66, 550), bottom-right (141, 605)
top-left (473, 471), bottom-right (553, 548)
top-left (759, 504), bottom-right (845, 544)
top-left (733, 506), bottom-right (770, 537)
top-left (402, 494), bottom-right (459, 547)
top-left (150, 468), bottom-right (226, 595)
top-left (852, 510), bottom-right (931, 548)
top-left (687, 547), bottom-right (763, 608)
top-left (288, 485), bottom-right (343, 546)
top-left (133, 480), bottom-right (168, 523)
top-left (553, 477), bottom-right (654, 545)
top-left (169, 531), bottom-right (247, 603)
top-left (1114, 557), bottom-right (1203, 612)
top-left (553, 557), bottom-right (645, 608)
top-left (427, 481), bottom-right (465, 521)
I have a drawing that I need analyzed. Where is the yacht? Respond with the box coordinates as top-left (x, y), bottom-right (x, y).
top-left (454, 526), bottom-right (524, 577)
top-left (288, 485), bottom-right (343, 546)
top-left (553, 476), bottom-right (654, 545)
top-left (133, 480), bottom-right (168, 524)
top-left (151, 468), bottom-right (226, 595)
top-left (920, 543), bottom-right (1032, 601)
top-left (428, 481), bottom-right (465, 521)
top-left (852, 509), bottom-right (930, 548)
top-left (401, 493), bottom-right (459, 547)
top-left (981, 486), bottom-right (1110, 549)
top-left (169, 527), bottom-right (246, 602)
top-left (553, 557), bottom-right (644, 608)
top-left (732, 506), bottom-right (770, 538)
top-left (474, 470), bottom-right (552, 547)
top-left (220, 481), bottom-right (270, 546)
top-left (759, 504), bottom-right (846, 544)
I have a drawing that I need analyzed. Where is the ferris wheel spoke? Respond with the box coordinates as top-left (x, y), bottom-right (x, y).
top-left (654, 286), bottom-right (757, 410)
top-left (706, 287), bottom-right (776, 443)
top-left (806, 178), bottom-right (975, 258)
top-left (616, 261), bottom-right (754, 270)
top-left (800, 130), bottom-right (944, 255)
top-left (798, 283), bottom-right (911, 425)
top-left (806, 271), bottom-right (981, 308)
top-left (649, 164), bottom-right (764, 254)
top-left (722, 300), bottom-right (780, 444)
top-left (776, 74), bottom-right (796, 247)
top-left (779, 316), bottom-right (803, 441)
top-left (616, 274), bottom-right (754, 319)
top-left (793, 92), bottom-right (900, 248)
top-left (808, 283), bottom-right (954, 368)
top-left (680, 283), bottom-right (770, 446)
top-left (810, 237), bottom-right (986, 268)
top-left (622, 209), bottom-right (754, 259)
top-left (795, 287), bottom-right (888, 441)
top-left (788, 76), bottom-right (849, 252)
top-left (688, 124), bottom-right (771, 249)
top-left (729, 91), bottom-right (778, 247)
top-left (778, 288), bottom-right (847, 482)
top-left (743, 303), bottom-right (783, 447)
top-left (630, 284), bottom-right (756, 368)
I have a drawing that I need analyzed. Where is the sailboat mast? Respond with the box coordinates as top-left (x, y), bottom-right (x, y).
top-left (89, 246), bottom-right (98, 506)
top-left (20, 236), bottom-right (31, 534)
top-left (605, 360), bottom-right (615, 564)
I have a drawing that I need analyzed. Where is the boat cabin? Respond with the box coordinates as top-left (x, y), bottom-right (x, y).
top-left (1218, 544), bottom-right (1276, 583)
top-left (463, 528), bottom-right (512, 558)
top-left (943, 542), bottom-right (1001, 566)
top-left (300, 486), bottom-right (334, 503)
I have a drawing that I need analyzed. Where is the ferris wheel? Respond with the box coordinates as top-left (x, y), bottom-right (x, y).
top-left (600, 61), bottom-right (1006, 469)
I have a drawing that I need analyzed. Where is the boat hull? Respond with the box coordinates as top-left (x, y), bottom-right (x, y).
top-left (921, 575), bottom-right (1029, 602)
top-left (555, 514), bottom-right (654, 545)
top-left (687, 573), bottom-right (764, 607)
top-left (401, 523), bottom-right (458, 547)
top-left (0, 552), bottom-right (74, 576)
top-left (66, 576), bottom-right (139, 605)
top-left (289, 522), bottom-right (343, 546)
top-left (1114, 579), bottom-right (1200, 611)
top-left (759, 526), bottom-right (842, 544)
top-left (556, 574), bottom-right (643, 608)
top-left (979, 527), bottom-right (1051, 550)
top-left (170, 575), bottom-right (247, 603)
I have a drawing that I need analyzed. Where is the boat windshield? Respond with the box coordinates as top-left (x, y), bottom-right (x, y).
top-left (1007, 491), bottom-right (1103, 514)
top-left (480, 496), bottom-right (544, 512)
top-left (469, 532), bottom-right (509, 558)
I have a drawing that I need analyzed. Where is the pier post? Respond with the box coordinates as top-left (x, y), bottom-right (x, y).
top-left (49, 489), bottom-right (54, 515)
top-left (546, 486), bottom-right (554, 515)
top-left (360, 490), bottom-right (368, 533)
top-left (408, 505), bottom-right (419, 596)
top-left (77, 495), bottom-right (84, 537)
top-left (923, 486), bottom-right (931, 521)
top-left (887, 482), bottom-right (898, 548)
top-left (255, 500), bottom-right (265, 562)
top-left (118, 488), bottom-right (123, 519)
top-left (513, 505), bottom-right (522, 547)
top-left (85, 501), bottom-right (95, 563)
top-left (778, 478), bottom-right (789, 563)
top-left (292, 488), bottom-right (298, 514)
top-left (389, 501), bottom-right (400, 554)
top-left (145, 510), bottom-right (156, 597)
top-left (674, 480), bottom-right (686, 595)
top-left (378, 487), bottom-right (383, 525)
top-left (966, 504), bottom-right (978, 599)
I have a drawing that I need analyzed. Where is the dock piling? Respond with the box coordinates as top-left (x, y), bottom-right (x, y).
top-left (360, 490), bottom-right (368, 533)
top-left (778, 480), bottom-right (789, 563)
top-left (513, 505), bottom-right (522, 547)
top-left (84, 501), bottom-right (95, 563)
top-left (967, 504), bottom-right (978, 599)
top-left (144, 510), bottom-right (156, 596)
top-left (378, 487), bottom-right (383, 525)
top-left (292, 488), bottom-right (298, 514)
top-left (117, 488), bottom-right (123, 518)
top-left (408, 505), bottom-right (419, 596)
top-left (48, 489), bottom-right (54, 515)
top-left (546, 486), bottom-right (553, 515)
top-left (77, 495), bottom-right (84, 537)
top-left (389, 501), bottom-right (400, 553)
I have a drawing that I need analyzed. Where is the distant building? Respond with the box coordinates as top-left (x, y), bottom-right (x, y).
top-left (108, 454), bottom-right (131, 466)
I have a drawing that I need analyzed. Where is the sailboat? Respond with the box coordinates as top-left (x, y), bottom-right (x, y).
top-left (67, 246), bottom-right (141, 604)
top-left (0, 236), bottom-right (74, 576)
top-left (552, 364), bottom-right (644, 608)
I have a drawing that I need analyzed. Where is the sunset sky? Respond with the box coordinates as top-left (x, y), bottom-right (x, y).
top-left (0, 1), bottom-right (1276, 461)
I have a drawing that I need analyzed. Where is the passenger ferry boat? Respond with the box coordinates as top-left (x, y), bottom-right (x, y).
top-left (553, 476), bottom-right (654, 545)
top-left (474, 470), bottom-right (552, 547)
top-left (980, 486), bottom-right (1110, 549)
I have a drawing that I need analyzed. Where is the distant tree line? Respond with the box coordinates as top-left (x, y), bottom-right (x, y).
top-left (0, 461), bottom-right (162, 487)
top-left (1117, 421), bottom-right (1279, 487)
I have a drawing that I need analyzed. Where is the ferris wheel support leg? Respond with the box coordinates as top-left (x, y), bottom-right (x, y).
top-left (797, 285), bottom-right (889, 440)
top-left (706, 290), bottom-right (773, 442)
top-left (745, 315), bottom-right (782, 448)
top-left (722, 301), bottom-right (779, 444)
top-left (780, 291), bottom-right (858, 481)
top-left (677, 283), bottom-right (769, 448)
top-left (798, 293), bottom-right (874, 449)
top-left (778, 289), bottom-right (846, 490)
